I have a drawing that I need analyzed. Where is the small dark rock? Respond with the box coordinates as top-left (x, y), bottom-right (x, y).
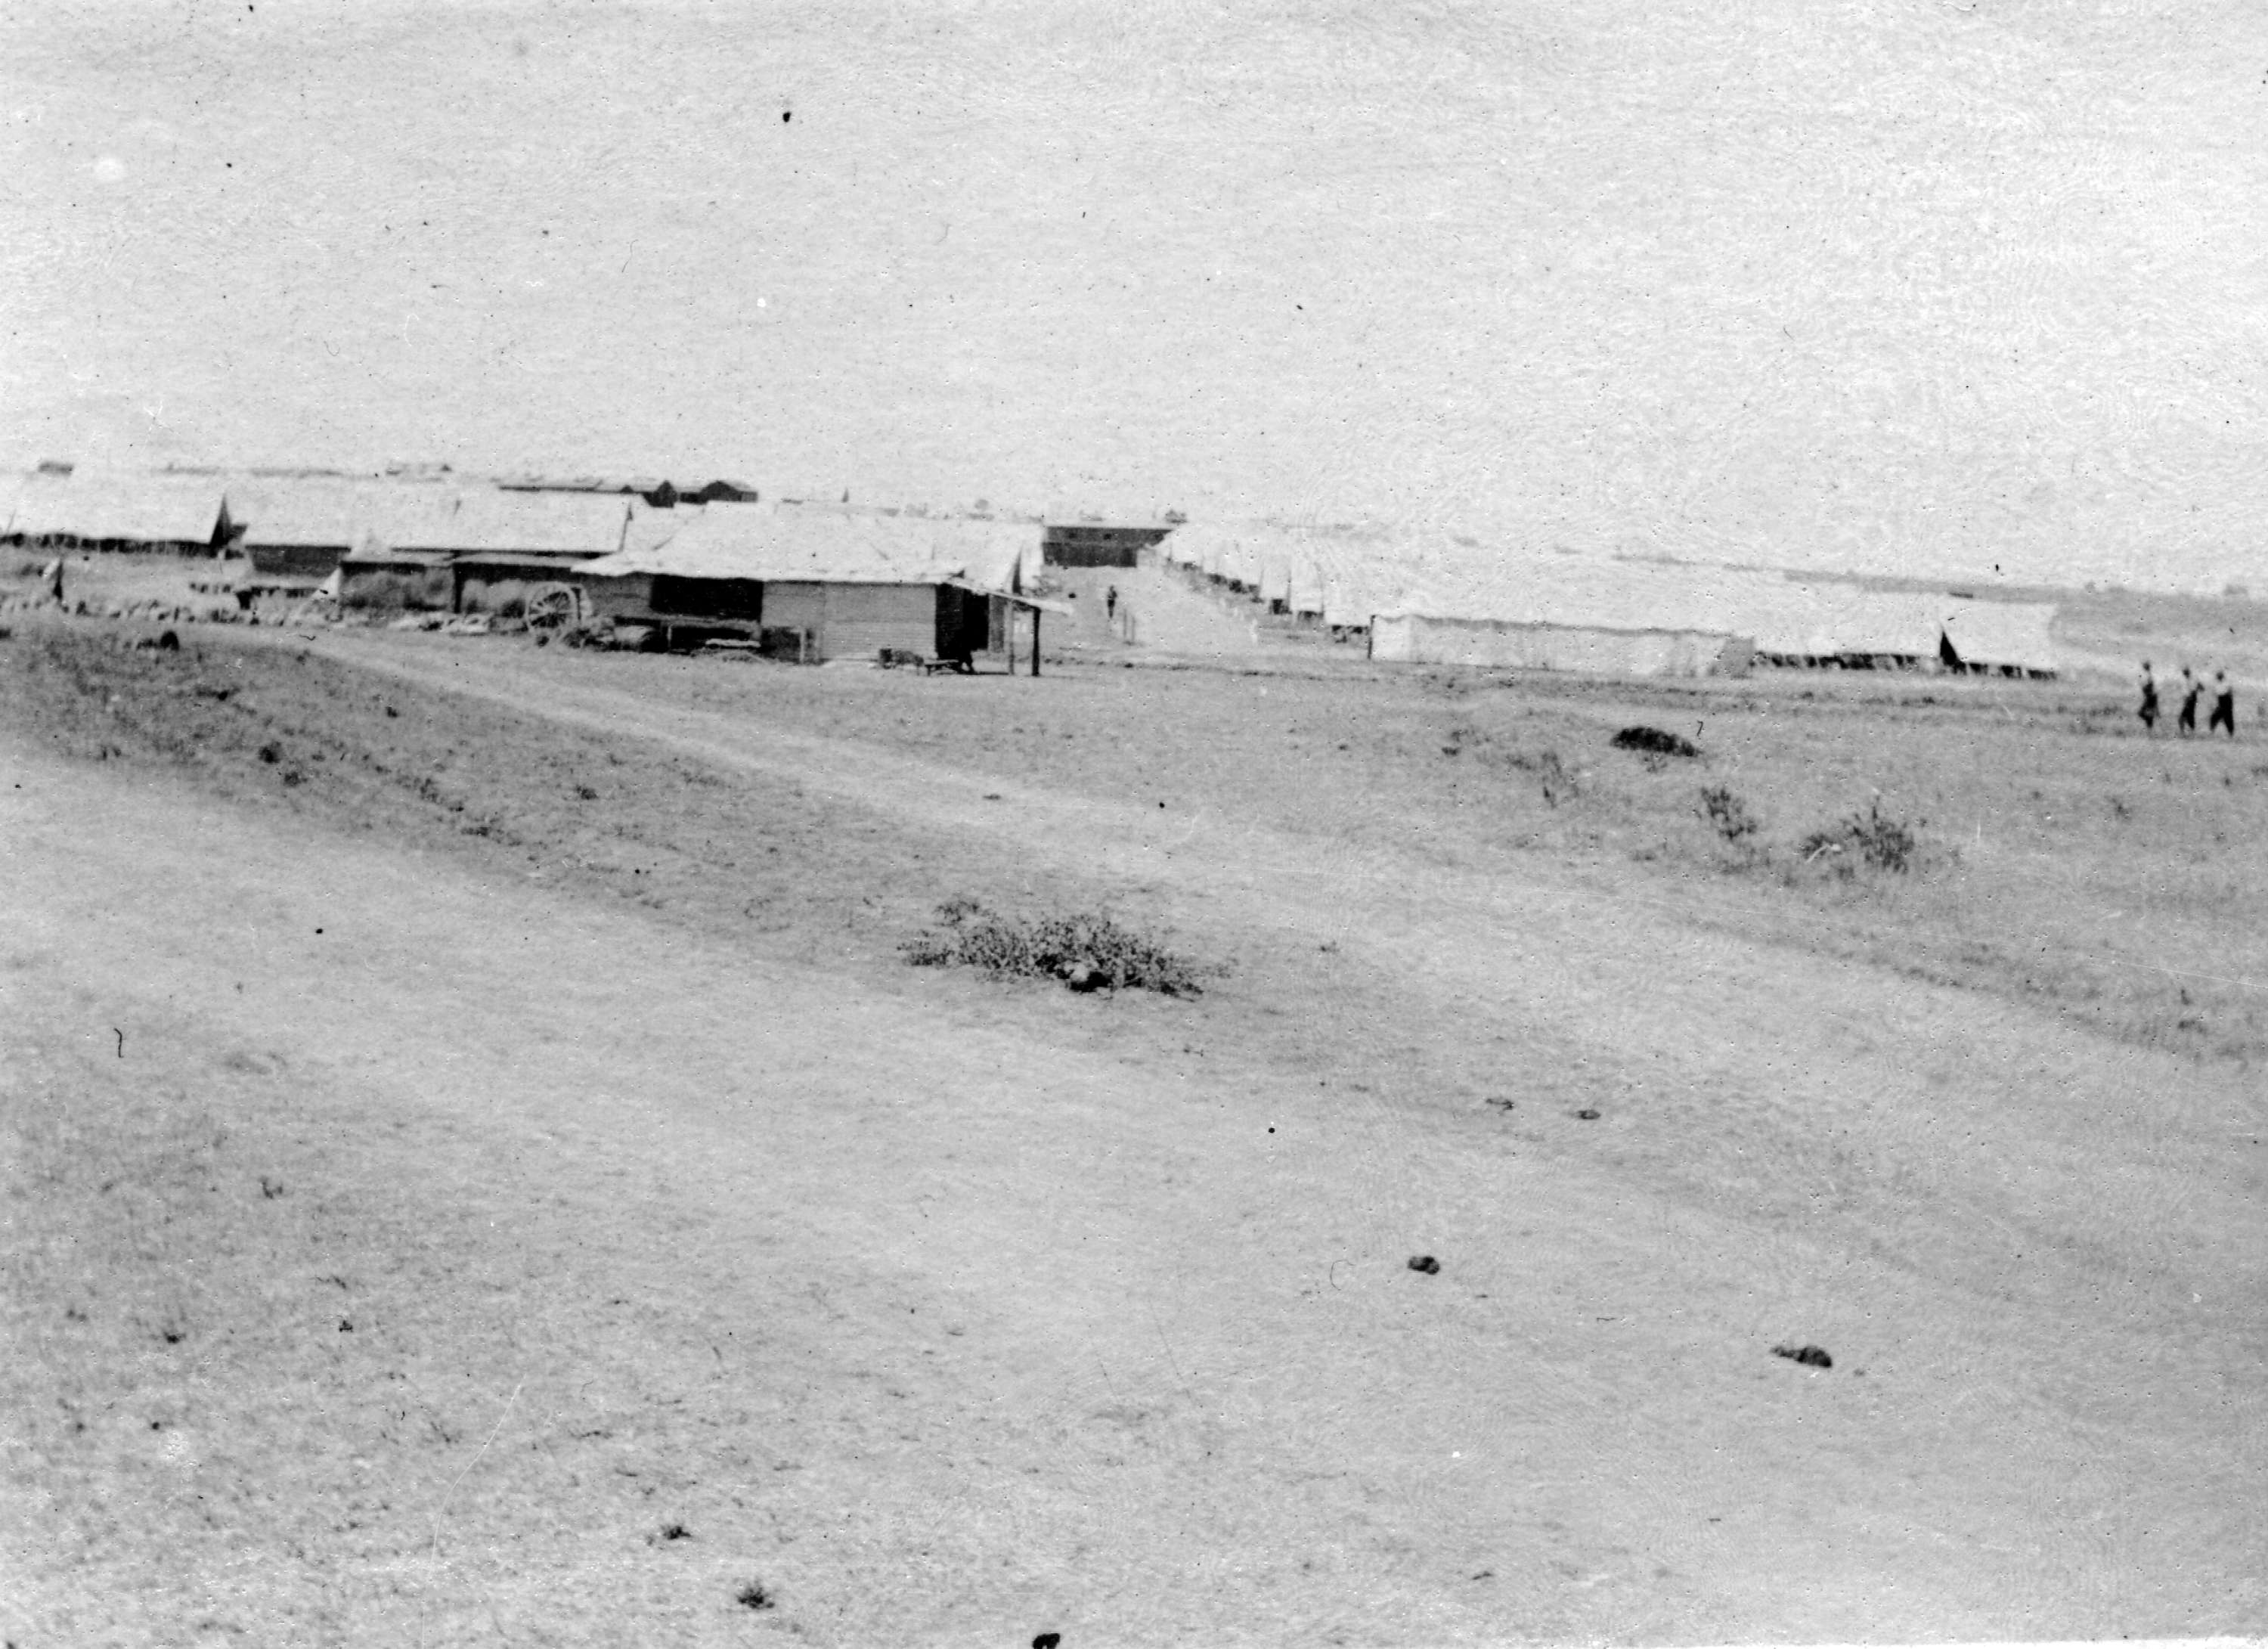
top-left (1573, 1108), bottom-right (1600, 1121)
top-left (1033, 1635), bottom-right (1062, 1649)
top-left (1408, 1254), bottom-right (1440, 1275)
top-left (1772, 1343), bottom-right (1833, 1368)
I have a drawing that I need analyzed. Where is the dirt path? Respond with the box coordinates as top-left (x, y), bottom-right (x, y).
top-left (1047, 565), bottom-right (1275, 661)
top-left (315, 634), bottom-right (2268, 1316)
top-left (6, 634), bottom-right (2265, 1642)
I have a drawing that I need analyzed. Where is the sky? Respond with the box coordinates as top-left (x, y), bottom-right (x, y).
top-left (5, 0), bottom-right (2266, 594)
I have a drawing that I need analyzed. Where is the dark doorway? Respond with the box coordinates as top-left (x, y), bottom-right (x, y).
top-left (934, 585), bottom-right (992, 663)
top-left (653, 575), bottom-right (763, 621)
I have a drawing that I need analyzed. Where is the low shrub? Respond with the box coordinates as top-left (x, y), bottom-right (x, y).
top-left (1698, 784), bottom-right (1760, 845)
top-left (1799, 797), bottom-right (1919, 876)
top-left (903, 900), bottom-right (1205, 996)
top-left (1524, 749), bottom-right (1576, 807)
top-left (1612, 725), bottom-right (1699, 759)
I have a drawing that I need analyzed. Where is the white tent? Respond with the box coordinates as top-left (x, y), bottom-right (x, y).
top-left (1941, 600), bottom-right (2059, 674)
top-left (579, 507), bottom-right (1035, 591)
top-left (3, 470), bottom-right (231, 549)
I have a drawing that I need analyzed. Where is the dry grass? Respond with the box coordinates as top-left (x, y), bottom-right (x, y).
top-left (5, 612), bottom-right (2266, 1642)
top-left (15, 618), bottom-right (2266, 1066)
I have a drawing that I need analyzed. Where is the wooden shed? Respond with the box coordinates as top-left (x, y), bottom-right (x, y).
top-left (1042, 521), bottom-right (1174, 569)
top-left (575, 508), bottom-right (1052, 665)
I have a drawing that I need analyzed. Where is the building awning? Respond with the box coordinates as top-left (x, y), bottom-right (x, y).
top-left (943, 578), bottom-right (1073, 615)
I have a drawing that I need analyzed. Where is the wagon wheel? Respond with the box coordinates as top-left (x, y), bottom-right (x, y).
top-left (525, 583), bottom-right (581, 630)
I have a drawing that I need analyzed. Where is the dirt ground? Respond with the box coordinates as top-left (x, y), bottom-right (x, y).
top-left (3, 613), bottom-right (2265, 1646)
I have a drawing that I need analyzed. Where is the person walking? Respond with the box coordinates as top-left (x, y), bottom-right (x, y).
top-left (2210, 670), bottom-right (2238, 738)
top-left (2139, 661), bottom-right (2160, 733)
top-left (2178, 667), bottom-right (2201, 736)
top-left (1105, 584), bottom-right (1118, 623)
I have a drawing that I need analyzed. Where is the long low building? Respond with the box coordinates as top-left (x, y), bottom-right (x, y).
top-left (2, 471), bottom-right (234, 553)
top-left (1938, 598), bottom-right (2059, 676)
top-left (333, 486), bottom-right (637, 612)
top-left (1371, 612), bottom-right (1755, 675)
top-left (1369, 559), bottom-right (1780, 677)
top-left (572, 507), bottom-right (1057, 665)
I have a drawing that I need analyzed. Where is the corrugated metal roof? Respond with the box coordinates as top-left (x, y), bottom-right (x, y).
top-left (579, 507), bottom-right (1040, 590)
top-left (4, 470), bottom-right (229, 545)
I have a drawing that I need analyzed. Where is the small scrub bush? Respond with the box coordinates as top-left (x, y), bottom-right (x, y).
top-left (903, 901), bottom-right (1205, 996)
top-left (1612, 725), bottom-right (1699, 759)
top-left (1699, 785), bottom-right (1760, 845)
top-left (1523, 749), bottom-right (1575, 807)
top-left (1799, 797), bottom-right (1919, 876)
top-left (734, 1582), bottom-right (776, 1611)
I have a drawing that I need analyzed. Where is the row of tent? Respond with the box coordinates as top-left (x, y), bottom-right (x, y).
top-left (0, 470), bottom-right (1046, 592)
top-left (3, 470), bottom-right (2059, 677)
top-left (1163, 522), bottom-right (2059, 676)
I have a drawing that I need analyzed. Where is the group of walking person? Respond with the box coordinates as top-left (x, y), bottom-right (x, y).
top-left (2139, 662), bottom-right (2239, 736)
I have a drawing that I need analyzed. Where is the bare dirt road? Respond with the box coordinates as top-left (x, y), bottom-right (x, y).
top-left (5, 626), bottom-right (2263, 1645)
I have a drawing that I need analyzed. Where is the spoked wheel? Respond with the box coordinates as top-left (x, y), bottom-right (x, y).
top-left (525, 584), bottom-right (581, 631)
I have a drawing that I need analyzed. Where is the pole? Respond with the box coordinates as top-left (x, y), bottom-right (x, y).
top-left (1031, 609), bottom-right (1041, 677)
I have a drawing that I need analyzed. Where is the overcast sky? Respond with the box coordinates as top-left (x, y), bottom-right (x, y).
top-left (5, 1), bottom-right (2265, 592)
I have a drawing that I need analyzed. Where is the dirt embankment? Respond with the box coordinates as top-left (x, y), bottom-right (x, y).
top-left (5, 618), bottom-right (2266, 1644)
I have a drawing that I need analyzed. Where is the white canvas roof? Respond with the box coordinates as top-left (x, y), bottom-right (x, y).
top-left (1382, 558), bottom-right (1783, 637)
top-left (4, 470), bottom-right (229, 545)
top-left (1836, 590), bottom-right (1949, 656)
top-left (1941, 600), bottom-right (2058, 672)
top-left (621, 499), bottom-right (721, 558)
top-left (228, 476), bottom-right (454, 550)
top-left (381, 488), bottom-right (631, 556)
top-left (579, 507), bottom-right (1039, 591)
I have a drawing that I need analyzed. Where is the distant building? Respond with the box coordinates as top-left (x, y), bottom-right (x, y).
top-left (1938, 599), bottom-right (2059, 677)
top-left (575, 506), bottom-right (1055, 665)
top-left (230, 476), bottom-right (444, 586)
top-left (1, 470), bottom-right (233, 553)
top-left (1042, 521), bottom-right (1174, 569)
top-left (337, 486), bottom-right (631, 613)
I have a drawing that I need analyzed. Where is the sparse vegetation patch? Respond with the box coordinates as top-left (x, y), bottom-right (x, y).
top-left (1698, 785), bottom-right (1761, 846)
top-left (1799, 797), bottom-right (1921, 876)
top-left (903, 900), bottom-right (1206, 995)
